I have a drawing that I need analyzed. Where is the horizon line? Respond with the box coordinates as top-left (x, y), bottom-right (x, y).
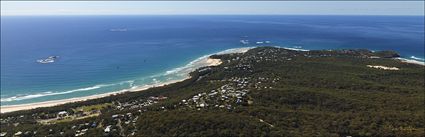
top-left (2, 14), bottom-right (424, 16)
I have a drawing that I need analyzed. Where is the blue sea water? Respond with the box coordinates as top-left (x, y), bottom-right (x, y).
top-left (1, 15), bottom-right (424, 106)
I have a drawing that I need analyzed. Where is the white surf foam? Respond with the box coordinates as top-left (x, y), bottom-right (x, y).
top-left (410, 56), bottom-right (425, 61)
top-left (396, 57), bottom-right (425, 66)
top-left (216, 47), bottom-right (256, 55)
top-left (161, 47), bottom-right (255, 78)
top-left (1, 83), bottom-right (117, 102)
top-left (279, 46), bottom-right (310, 51)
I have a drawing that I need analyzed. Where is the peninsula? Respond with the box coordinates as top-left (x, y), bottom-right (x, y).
top-left (1, 47), bottom-right (423, 137)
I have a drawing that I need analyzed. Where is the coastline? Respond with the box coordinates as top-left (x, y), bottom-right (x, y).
top-left (2, 46), bottom-right (421, 113)
top-left (395, 58), bottom-right (425, 66)
top-left (0, 47), bottom-right (252, 113)
top-left (0, 78), bottom-right (187, 113)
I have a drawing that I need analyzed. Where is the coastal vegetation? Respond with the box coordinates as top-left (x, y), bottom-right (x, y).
top-left (1, 47), bottom-right (424, 137)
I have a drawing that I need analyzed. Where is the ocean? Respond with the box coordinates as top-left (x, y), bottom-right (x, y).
top-left (1, 15), bottom-right (424, 106)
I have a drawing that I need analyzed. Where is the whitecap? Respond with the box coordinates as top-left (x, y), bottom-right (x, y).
top-left (127, 80), bottom-right (135, 87)
top-left (410, 56), bottom-right (425, 61)
top-left (1, 91), bottom-right (54, 102)
top-left (396, 57), bottom-right (425, 66)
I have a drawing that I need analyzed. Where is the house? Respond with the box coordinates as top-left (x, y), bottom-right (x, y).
top-left (58, 111), bottom-right (68, 117)
top-left (104, 125), bottom-right (112, 133)
top-left (81, 129), bottom-right (88, 132)
top-left (14, 131), bottom-right (22, 136)
top-left (112, 114), bottom-right (119, 119)
top-left (91, 122), bottom-right (97, 127)
top-left (149, 96), bottom-right (168, 101)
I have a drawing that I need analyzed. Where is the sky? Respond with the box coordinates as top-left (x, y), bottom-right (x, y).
top-left (1, 1), bottom-right (424, 16)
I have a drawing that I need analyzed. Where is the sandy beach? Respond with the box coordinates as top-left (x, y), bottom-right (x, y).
top-left (0, 78), bottom-right (187, 113)
top-left (0, 49), bottom-right (237, 113)
top-left (367, 65), bottom-right (400, 70)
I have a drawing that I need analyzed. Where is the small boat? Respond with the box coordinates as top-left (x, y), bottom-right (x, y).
top-left (37, 56), bottom-right (59, 64)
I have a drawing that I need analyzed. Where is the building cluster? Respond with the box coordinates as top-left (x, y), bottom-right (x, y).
top-left (115, 96), bottom-right (168, 111)
top-left (0, 115), bottom-right (23, 126)
top-left (2, 129), bottom-right (36, 137)
top-left (180, 77), bottom-right (252, 110)
top-left (102, 96), bottom-right (168, 136)
top-left (105, 112), bottom-right (139, 136)
top-left (253, 76), bottom-right (281, 90)
top-left (0, 95), bottom-right (168, 137)
top-left (240, 48), bottom-right (375, 64)
top-left (72, 121), bottom-right (98, 136)
top-left (239, 48), bottom-right (299, 64)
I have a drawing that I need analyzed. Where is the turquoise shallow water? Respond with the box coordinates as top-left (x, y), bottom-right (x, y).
top-left (1, 15), bottom-right (424, 106)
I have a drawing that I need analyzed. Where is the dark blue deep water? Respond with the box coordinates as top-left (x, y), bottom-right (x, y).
top-left (1, 15), bottom-right (424, 105)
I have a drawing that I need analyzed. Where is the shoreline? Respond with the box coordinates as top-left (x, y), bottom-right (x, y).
top-left (3, 47), bottom-right (420, 113)
top-left (0, 78), bottom-right (188, 113)
top-left (395, 57), bottom-right (425, 66)
top-left (0, 47), bottom-right (252, 113)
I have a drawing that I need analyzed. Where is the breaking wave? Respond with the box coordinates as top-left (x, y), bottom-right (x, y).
top-left (1, 83), bottom-right (120, 102)
top-left (410, 56), bottom-right (425, 61)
